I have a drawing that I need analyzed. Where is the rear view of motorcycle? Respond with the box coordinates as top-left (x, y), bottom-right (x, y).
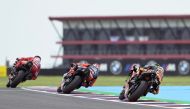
top-left (57, 63), bottom-right (99, 94)
top-left (119, 70), bottom-right (160, 102)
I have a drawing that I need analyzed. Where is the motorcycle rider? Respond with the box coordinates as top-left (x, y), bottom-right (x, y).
top-left (7, 56), bottom-right (41, 87)
top-left (120, 63), bottom-right (164, 100)
top-left (57, 62), bottom-right (100, 93)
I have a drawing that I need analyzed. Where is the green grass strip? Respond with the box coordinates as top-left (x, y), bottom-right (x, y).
top-left (1, 76), bottom-right (190, 87)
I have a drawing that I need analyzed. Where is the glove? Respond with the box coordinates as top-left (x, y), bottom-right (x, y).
top-left (70, 63), bottom-right (78, 70)
top-left (13, 58), bottom-right (19, 67)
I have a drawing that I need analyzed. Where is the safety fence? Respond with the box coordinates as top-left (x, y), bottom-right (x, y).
top-left (39, 59), bottom-right (190, 76)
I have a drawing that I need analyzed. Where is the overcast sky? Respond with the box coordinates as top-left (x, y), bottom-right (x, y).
top-left (0, 0), bottom-right (190, 68)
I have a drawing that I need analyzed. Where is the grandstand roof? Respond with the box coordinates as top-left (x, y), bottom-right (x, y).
top-left (49, 15), bottom-right (190, 21)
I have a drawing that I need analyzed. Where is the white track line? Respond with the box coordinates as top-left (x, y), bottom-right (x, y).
top-left (135, 102), bottom-right (172, 104)
top-left (21, 87), bottom-right (172, 109)
top-left (0, 89), bottom-right (27, 91)
top-left (97, 96), bottom-right (119, 98)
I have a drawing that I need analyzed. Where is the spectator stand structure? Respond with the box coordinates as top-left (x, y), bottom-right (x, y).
top-left (49, 15), bottom-right (190, 75)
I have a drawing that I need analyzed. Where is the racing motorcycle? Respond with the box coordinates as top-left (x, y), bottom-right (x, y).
top-left (57, 66), bottom-right (96, 94)
top-left (119, 70), bottom-right (159, 102)
top-left (6, 61), bottom-right (34, 88)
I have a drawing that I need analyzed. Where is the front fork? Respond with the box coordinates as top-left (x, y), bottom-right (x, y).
top-left (124, 76), bottom-right (139, 96)
top-left (60, 73), bottom-right (74, 90)
top-left (6, 72), bottom-right (16, 87)
top-left (60, 73), bottom-right (68, 90)
top-left (119, 80), bottom-right (130, 99)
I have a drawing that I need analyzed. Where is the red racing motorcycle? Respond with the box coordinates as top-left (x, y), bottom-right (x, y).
top-left (57, 64), bottom-right (99, 94)
top-left (7, 57), bottom-right (41, 88)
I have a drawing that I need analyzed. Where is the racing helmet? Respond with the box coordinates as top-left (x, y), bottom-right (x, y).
top-left (34, 55), bottom-right (41, 60)
top-left (144, 63), bottom-right (159, 70)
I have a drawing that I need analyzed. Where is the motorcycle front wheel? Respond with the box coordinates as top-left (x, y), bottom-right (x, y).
top-left (127, 81), bottom-right (148, 102)
top-left (10, 70), bottom-right (26, 88)
top-left (62, 75), bottom-right (82, 94)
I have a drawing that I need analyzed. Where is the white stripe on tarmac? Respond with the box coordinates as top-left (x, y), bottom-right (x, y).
top-left (135, 102), bottom-right (172, 104)
top-left (95, 96), bottom-right (118, 98)
top-left (21, 87), bottom-right (171, 109)
top-left (0, 89), bottom-right (27, 91)
top-left (165, 107), bottom-right (190, 109)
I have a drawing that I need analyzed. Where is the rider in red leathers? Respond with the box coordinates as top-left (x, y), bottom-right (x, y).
top-left (57, 62), bottom-right (100, 93)
top-left (7, 56), bottom-right (41, 87)
top-left (14, 56), bottom-right (41, 79)
top-left (67, 63), bottom-right (99, 87)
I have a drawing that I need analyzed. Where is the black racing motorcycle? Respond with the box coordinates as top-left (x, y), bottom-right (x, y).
top-left (57, 66), bottom-right (95, 94)
top-left (119, 70), bottom-right (160, 102)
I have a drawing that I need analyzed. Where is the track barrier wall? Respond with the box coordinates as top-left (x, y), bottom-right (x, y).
top-left (38, 59), bottom-right (190, 76)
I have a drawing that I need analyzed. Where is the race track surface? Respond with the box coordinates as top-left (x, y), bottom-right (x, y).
top-left (0, 88), bottom-right (164, 109)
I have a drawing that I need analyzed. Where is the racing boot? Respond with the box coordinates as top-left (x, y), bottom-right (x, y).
top-left (150, 83), bottom-right (160, 94)
top-left (6, 81), bottom-right (10, 88)
top-left (57, 86), bottom-right (62, 93)
top-left (119, 89), bottom-right (125, 100)
top-left (152, 86), bottom-right (159, 94)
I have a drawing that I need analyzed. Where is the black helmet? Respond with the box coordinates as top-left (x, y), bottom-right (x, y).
top-left (34, 55), bottom-right (41, 60)
top-left (144, 64), bottom-right (154, 69)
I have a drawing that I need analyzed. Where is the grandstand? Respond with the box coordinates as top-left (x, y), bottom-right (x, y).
top-left (49, 15), bottom-right (190, 75)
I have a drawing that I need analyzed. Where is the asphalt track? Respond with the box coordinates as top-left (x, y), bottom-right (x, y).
top-left (0, 88), bottom-right (164, 109)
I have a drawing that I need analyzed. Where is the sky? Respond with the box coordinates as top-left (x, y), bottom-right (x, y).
top-left (0, 0), bottom-right (190, 68)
